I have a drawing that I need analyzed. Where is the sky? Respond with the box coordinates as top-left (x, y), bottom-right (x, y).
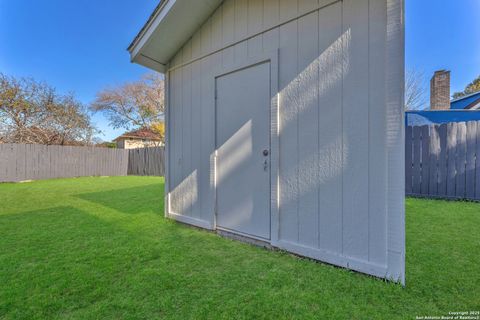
top-left (406, 0), bottom-right (480, 102)
top-left (0, 0), bottom-right (158, 141)
top-left (1, 0), bottom-right (480, 141)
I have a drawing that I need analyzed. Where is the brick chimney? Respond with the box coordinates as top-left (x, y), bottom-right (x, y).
top-left (430, 70), bottom-right (451, 110)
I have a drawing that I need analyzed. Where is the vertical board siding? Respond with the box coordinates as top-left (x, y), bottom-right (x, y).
top-left (342, 0), bottom-right (369, 260)
top-left (0, 144), bottom-right (129, 182)
top-left (182, 43), bottom-right (193, 218)
top-left (234, 0), bottom-right (249, 61)
top-left (279, 0), bottom-right (298, 21)
top-left (211, 7), bottom-right (223, 52)
top-left (248, 0), bottom-right (264, 36)
top-left (171, 61), bottom-right (184, 214)
top-left (263, 0), bottom-right (280, 30)
top-left (191, 57), bottom-right (202, 220)
top-left (166, 0), bottom-right (401, 281)
top-left (368, 0), bottom-right (387, 266)
top-left (297, 11), bottom-right (319, 248)
top-left (202, 53), bottom-right (218, 223)
top-left (278, 19), bottom-right (299, 243)
top-left (221, 0), bottom-right (235, 67)
top-left (248, 0), bottom-right (264, 57)
top-left (406, 121), bottom-right (480, 201)
top-left (299, 0), bottom-right (319, 15)
top-left (172, 0), bottom-right (344, 69)
top-left (317, 1), bottom-right (343, 254)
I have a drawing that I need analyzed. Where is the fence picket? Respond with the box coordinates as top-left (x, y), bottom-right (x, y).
top-left (456, 123), bottom-right (467, 198)
top-left (446, 123), bottom-right (457, 197)
top-left (476, 122), bottom-right (480, 200)
top-left (421, 126), bottom-right (430, 195)
top-left (466, 122), bottom-right (477, 199)
top-left (412, 127), bottom-right (422, 195)
top-left (437, 124), bottom-right (448, 197)
top-left (428, 125), bottom-right (439, 195)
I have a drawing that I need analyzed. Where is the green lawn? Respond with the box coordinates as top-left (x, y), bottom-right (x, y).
top-left (0, 177), bottom-right (478, 319)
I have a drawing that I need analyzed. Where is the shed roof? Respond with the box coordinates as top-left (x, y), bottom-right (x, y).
top-left (128, 0), bottom-right (223, 73)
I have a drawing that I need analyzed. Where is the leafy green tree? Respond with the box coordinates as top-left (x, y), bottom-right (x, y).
top-left (453, 75), bottom-right (480, 99)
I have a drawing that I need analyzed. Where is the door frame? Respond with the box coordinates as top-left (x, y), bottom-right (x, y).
top-left (212, 50), bottom-right (279, 245)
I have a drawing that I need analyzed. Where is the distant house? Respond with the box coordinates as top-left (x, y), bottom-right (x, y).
top-left (114, 128), bottom-right (163, 149)
top-left (406, 70), bottom-right (480, 126)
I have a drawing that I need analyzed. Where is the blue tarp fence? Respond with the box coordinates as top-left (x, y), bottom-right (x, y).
top-left (406, 110), bottom-right (480, 126)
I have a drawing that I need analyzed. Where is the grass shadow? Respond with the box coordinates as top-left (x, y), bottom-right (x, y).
top-left (76, 184), bottom-right (164, 215)
top-left (0, 206), bottom-right (137, 317)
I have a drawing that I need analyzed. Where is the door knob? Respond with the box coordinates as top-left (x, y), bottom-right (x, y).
top-left (263, 149), bottom-right (269, 156)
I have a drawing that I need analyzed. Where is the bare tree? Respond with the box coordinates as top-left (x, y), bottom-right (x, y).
top-left (90, 73), bottom-right (165, 130)
top-left (0, 73), bottom-right (96, 145)
top-left (405, 69), bottom-right (428, 111)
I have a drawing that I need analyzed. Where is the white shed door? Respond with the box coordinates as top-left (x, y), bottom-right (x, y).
top-left (215, 62), bottom-right (271, 240)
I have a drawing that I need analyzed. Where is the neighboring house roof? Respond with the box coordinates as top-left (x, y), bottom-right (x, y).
top-left (114, 128), bottom-right (162, 142)
top-left (406, 110), bottom-right (480, 126)
top-left (127, 0), bottom-right (223, 72)
top-left (450, 91), bottom-right (480, 110)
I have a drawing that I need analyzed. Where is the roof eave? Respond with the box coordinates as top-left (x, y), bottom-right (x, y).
top-left (131, 54), bottom-right (167, 73)
top-left (128, 0), bottom-right (173, 73)
top-left (127, 0), bottom-right (223, 74)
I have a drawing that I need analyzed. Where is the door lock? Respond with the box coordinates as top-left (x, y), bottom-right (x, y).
top-left (263, 149), bottom-right (269, 156)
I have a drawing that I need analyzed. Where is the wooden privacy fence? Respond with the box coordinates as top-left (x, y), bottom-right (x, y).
top-left (406, 121), bottom-right (480, 200)
top-left (128, 147), bottom-right (165, 176)
top-left (0, 144), bottom-right (165, 182)
top-left (0, 144), bottom-right (129, 182)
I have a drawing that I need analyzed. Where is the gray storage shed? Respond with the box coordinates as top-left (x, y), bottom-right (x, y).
top-left (129, 0), bottom-right (405, 283)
